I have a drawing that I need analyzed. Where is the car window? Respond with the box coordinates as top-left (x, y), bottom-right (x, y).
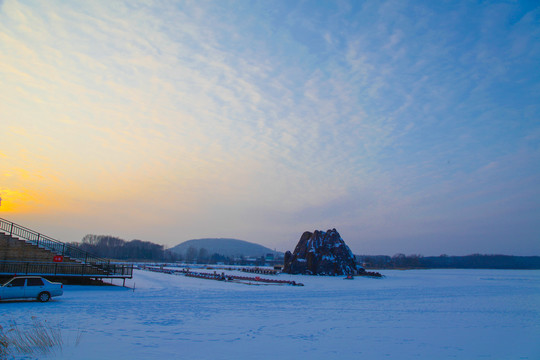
top-left (8, 278), bottom-right (26, 287)
top-left (27, 278), bottom-right (44, 286)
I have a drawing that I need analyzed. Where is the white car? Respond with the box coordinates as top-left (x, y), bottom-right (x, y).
top-left (0, 276), bottom-right (63, 302)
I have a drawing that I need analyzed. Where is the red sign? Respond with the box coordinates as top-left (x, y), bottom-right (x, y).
top-left (53, 255), bottom-right (64, 263)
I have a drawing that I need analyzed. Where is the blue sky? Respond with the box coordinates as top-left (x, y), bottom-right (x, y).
top-left (1, 0), bottom-right (539, 255)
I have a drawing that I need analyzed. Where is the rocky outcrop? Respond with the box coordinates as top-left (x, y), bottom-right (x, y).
top-left (283, 229), bottom-right (363, 276)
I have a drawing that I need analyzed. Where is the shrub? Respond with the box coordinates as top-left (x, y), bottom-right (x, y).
top-left (0, 317), bottom-right (62, 357)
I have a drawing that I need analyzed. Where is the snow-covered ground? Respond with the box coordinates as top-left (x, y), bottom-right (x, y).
top-left (2, 269), bottom-right (539, 359)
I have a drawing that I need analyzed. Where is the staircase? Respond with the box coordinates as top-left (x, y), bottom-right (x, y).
top-left (0, 217), bottom-right (132, 279)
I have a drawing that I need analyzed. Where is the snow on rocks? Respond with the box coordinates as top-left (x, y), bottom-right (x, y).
top-left (283, 228), bottom-right (362, 275)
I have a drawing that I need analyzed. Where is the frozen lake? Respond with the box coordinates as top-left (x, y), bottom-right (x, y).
top-left (2, 269), bottom-right (539, 359)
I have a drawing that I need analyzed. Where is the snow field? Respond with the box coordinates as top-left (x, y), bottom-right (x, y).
top-left (1, 269), bottom-right (539, 359)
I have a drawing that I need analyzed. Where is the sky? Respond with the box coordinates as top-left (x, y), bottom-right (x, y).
top-left (1, 0), bottom-right (539, 256)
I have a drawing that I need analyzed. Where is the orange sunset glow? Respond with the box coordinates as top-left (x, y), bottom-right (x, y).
top-left (1, 0), bottom-right (539, 255)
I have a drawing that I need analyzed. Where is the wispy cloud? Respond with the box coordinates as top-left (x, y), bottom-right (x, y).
top-left (1, 0), bottom-right (538, 254)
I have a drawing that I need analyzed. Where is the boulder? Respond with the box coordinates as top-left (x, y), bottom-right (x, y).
top-left (283, 229), bottom-right (363, 276)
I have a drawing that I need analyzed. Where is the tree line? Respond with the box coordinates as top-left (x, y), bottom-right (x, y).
top-left (357, 253), bottom-right (540, 269)
top-left (73, 235), bottom-right (540, 269)
top-left (74, 235), bottom-right (177, 262)
top-left (73, 236), bottom-right (275, 265)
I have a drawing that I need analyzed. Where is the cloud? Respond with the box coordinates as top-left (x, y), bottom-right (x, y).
top-left (1, 0), bottom-right (539, 254)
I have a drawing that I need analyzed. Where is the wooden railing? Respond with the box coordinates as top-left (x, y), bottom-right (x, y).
top-left (0, 217), bottom-right (132, 277)
top-left (0, 261), bottom-right (133, 278)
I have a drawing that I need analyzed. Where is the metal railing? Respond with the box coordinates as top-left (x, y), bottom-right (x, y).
top-left (0, 217), bottom-right (126, 276)
top-left (0, 261), bottom-right (133, 278)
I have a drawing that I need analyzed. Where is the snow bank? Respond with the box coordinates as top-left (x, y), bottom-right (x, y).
top-left (1, 269), bottom-right (539, 359)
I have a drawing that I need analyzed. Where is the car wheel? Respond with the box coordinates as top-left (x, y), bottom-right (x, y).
top-left (38, 292), bottom-right (51, 302)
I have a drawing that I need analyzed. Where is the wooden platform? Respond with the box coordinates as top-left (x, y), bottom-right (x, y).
top-left (0, 217), bottom-right (133, 280)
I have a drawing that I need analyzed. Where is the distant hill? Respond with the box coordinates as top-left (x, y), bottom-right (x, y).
top-left (170, 238), bottom-right (280, 258)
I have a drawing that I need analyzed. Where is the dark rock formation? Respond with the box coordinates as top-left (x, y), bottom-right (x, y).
top-left (283, 229), bottom-right (363, 276)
